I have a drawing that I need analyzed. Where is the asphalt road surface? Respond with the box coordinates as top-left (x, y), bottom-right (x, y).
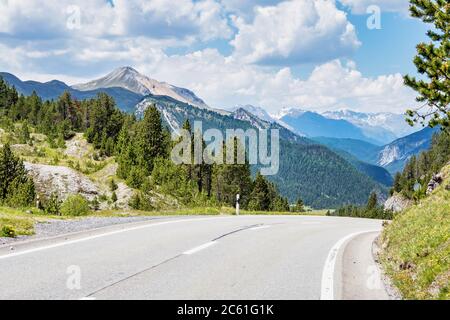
top-left (0, 215), bottom-right (390, 300)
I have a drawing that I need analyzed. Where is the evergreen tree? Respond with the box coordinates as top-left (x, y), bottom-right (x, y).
top-left (404, 0), bottom-right (449, 130)
top-left (366, 192), bottom-right (378, 211)
top-left (212, 139), bottom-right (252, 208)
top-left (294, 198), bottom-right (305, 212)
top-left (19, 120), bottom-right (31, 144)
top-left (248, 173), bottom-right (271, 211)
top-left (135, 105), bottom-right (168, 175)
top-left (0, 143), bottom-right (35, 206)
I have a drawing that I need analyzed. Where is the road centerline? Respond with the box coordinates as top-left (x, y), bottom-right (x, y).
top-left (183, 241), bottom-right (217, 255)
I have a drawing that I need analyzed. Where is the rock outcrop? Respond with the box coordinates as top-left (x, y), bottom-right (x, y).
top-left (384, 193), bottom-right (413, 213)
top-left (427, 173), bottom-right (444, 195)
top-left (24, 162), bottom-right (99, 201)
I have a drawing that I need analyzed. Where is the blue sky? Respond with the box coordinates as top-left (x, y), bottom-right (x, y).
top-left (0, 0), bottom-right (430, 114)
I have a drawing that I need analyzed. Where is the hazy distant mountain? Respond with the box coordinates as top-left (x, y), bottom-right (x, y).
top-left (322, 109), bottom-right (419, 143)
top-left (279, 109), bottom-right (381, 144)
top-left (0, 72), bottom-right (142, 112)
top-left (376, 126), bottom-right (440, 174)
top-left (73, 67), bottom-right (208, 109)
top-left (314, 127), bottom-right (440, 175)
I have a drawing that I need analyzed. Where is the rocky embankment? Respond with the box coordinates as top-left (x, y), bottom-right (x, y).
top-left (24, 162), bottom-right (99, 201)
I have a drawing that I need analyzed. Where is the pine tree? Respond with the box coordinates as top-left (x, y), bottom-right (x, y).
top-left (135, 105), bottom-right (167, 175)
top-left (404, 0), bottom-right (449, 130)
top-left (366, 192), bottom-right (378, 211)
top-left (294, 198), bottom-right (305, 212)
top-left (212, 139), bottom-right (252, 207)
top-left (0, 143), bottom-right (35, 206)
top-left (392, 172), bottom-right (402, 194)
top-left (248, 173), bottom-right (271, 211)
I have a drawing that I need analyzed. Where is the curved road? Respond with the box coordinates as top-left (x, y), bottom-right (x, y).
top-left (0, 215), bottom-right (388, 300)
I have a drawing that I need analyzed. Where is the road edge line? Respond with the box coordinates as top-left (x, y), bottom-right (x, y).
top-left (0, 217), bottom-right (232, 260)
top-left (320, 229), bottom-right (380, 300)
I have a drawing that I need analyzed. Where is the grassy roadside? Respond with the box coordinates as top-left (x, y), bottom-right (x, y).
top-left (0, 207), bottom-right (69, 237)
top-left (379, 165), bottom-right (450, 300)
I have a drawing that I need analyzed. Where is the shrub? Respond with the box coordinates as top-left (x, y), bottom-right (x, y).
top-left (1, 225), bottom-right (16, 238)
top-left (44, 192), bottom-right (62, 215)
top-left (111, 191), bottom-right (118, 203)
top-left (109, 179), bottom-right (118, 192)
top-left (129, 192), bottom-right (154, 211)
top-left (91, 197), bottom-right (100, 211)
top-left (61, 195), bottom-right (90, 216)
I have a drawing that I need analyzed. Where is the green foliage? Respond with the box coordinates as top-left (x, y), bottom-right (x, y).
top-left (293, 198), bottom-right (305, 212)
top-left (60, 195), bottom-right (90, 216)
top-left (43, 192), bottom-right (61, 216)
top-left (269, 141), bottom-right (386, 209)
top-left (393, 131), bottom-right (450, 199)
top-left (247, 172), bottom-right (290, 212)
top-left (380, 165), bottom-right (450, 299)
top-left (109, 179), bottom-right (118, 192)
top-left (366, 192), bottom-right (378, 210)
top-left (91, 196), bottom-right (100, 211)
top-left (248, 173), bottom-right (271, 211)
top-left (0, 143), bottom-right (35, 207)
top-left (404, 0), bottom-right (449, 130)
top-left (111, 191), bottom-right (118, 203)
top-left (329, 192), bottom-right (394, 220)
top-left (128, 191), bottom-right (154, 211)
top-left (18, 120), bottom-right (31, 144)
top-left (1, 225), bottom-right (16, 238)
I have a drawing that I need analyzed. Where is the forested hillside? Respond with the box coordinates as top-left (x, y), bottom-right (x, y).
top-left (391, 131), bottom-right (450, 200)
top-left (0, 77), bottom-right (290, 213)
top-left (137, 97), bottom-right (388, 208)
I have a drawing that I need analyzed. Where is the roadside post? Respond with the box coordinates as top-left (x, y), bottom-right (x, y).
top-left (236, 194), bottom-right (240, 216)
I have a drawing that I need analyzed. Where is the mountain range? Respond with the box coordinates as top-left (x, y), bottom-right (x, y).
top-left (135, 95), bottom-right (388, 208)
top-left (0, 72), bottom-right (143, 113)
top-left (1, 66), bottom-right (438, 207)
top-left (73, 67), bottom-right (208, 109)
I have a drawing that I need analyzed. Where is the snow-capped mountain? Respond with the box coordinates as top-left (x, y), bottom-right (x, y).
top-left (73, 66), bottom-right (208, 109)
top-left (272, 107), bottom-right (307, 120)
top-left (322, 109), bottom-right (419, 141)
top-left (231, 105), bottom-right (275, 123)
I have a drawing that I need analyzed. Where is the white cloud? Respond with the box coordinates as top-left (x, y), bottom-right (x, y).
top-left (230, 0), bottom-right (360, 65)
top-left (134, 50), bottom-right (417, 114)
top-left (0, 0), bottom-right (418, 116)
top-left (0, 0), bottom-right (231, 41)
top-left (339, 0), bottom-right (409, 14)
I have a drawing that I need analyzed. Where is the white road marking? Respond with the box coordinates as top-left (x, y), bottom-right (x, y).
top-left (0, 217), bottom-right (232, 260)
top-left (320, 230), bottom-right (380, 300)
top-left (248, 225), bottom-right (271, 231)
top-left (183, 241), bottom-right (217, 255)
top-left (79, 297), bottom-right (96, 300)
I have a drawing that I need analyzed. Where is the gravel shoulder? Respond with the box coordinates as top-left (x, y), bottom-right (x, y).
top-left (0, 216), bottom-right (169, 246)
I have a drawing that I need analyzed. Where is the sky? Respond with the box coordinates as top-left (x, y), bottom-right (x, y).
top-left (0, 0), bottom-right (431, 114)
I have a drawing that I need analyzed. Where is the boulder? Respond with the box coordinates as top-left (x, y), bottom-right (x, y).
top-left (426, 173), bottom-right (443, 195)
top-left (384, 193), bottom-right (413, 213)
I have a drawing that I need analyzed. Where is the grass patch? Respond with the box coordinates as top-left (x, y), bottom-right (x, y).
top-left (0, 206), bottom-right (72, 238)
top-left (380, 165), bottom-right (450, 300)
